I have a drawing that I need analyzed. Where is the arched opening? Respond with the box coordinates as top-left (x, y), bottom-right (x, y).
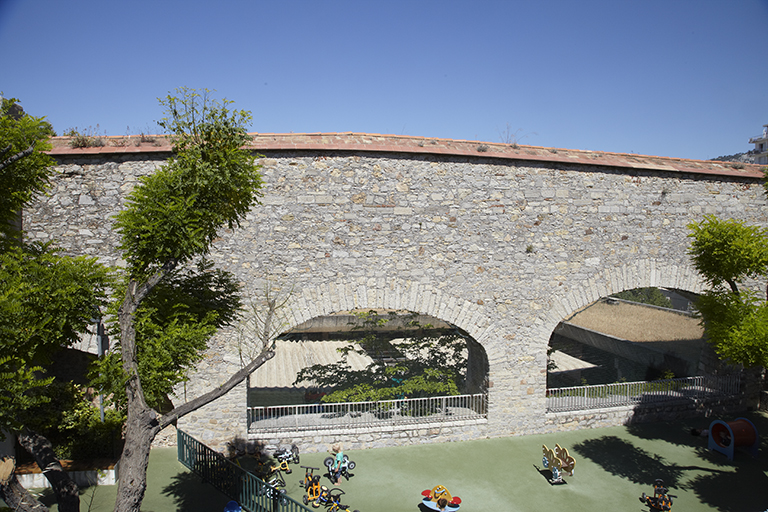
top-left (546, 287), bottom-right (706, 389)
top-left (247, 309), bottom-right (489, 408)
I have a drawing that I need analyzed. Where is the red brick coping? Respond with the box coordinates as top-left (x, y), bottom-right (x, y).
top-left (47, 132), bottom-right (766, 179)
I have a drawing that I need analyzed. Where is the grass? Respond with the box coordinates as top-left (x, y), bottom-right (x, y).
top-left (15, 410), bottom-right (768, 512)
top-left (567, 301), bottom-right (704, 343)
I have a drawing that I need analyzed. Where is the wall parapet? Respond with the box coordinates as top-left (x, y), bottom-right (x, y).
top-left (47, 132), bottom-right (766, 179)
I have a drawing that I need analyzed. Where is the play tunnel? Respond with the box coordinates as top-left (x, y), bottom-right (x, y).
top-left (707, 417), bottom-right (759, 460)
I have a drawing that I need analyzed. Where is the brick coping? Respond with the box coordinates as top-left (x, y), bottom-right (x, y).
top-left (47, 132), bottom-right (766, 179)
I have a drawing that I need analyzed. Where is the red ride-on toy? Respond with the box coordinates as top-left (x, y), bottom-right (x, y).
top-left (639, 479), bottom-right (676, 511)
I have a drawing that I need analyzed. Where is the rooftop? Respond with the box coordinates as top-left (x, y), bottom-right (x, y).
top-left (47, 132), bottom-right (766, 179)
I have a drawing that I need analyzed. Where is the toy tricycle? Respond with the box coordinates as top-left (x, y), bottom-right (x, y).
top-left (325, 488), bottom-right (360, 512)
top-left (323, 454), bottom-right (356, 482)
top-left (299, 465), bottom-right (325, 507)
top-left (639, 479), bottom-right (676, 511)
top-left (274, 444), bottom-right (300, 474)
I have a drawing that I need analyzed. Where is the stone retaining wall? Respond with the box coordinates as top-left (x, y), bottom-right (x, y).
top-left (25, 139), bottom-right (768, 451)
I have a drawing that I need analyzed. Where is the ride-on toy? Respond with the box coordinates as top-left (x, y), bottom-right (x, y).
top-left (274, 444), bottom-right (300, 474)
top-left (421, 485), bottom-right (461, 511)
top-left (541, 443), bottom-right (576, 484)
top-left (299, 465), bottom-right (325, 507)
top-left (323, 454), bottom-right (356, 482)
top-left (639, 479), bottom-right (676, 511)
top-left (325, 488), bottom-right (360, 512)
top-left (257, 464), bottom-right (287, 505)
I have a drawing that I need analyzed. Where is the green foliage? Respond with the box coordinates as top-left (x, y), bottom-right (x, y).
top-left (114, 87), bottom-right (263, 278)
top-left (92, 260), bottom-right (242, 411)
top-left (695, 289), bottom-right (768, 368)
top-left (687, 215), bottom-right (768, 293)
top-left (21, 383), bottom-right (124, 460)
top-left (0, 96), bottom-right (55, 241)
top-left (688, 215), bottom-right (768, 368)
top-left (294, 311), bottom-right (467, 403)
top-left (611, 287), bottom-right (672, 308)
top-left (0, 357), bottom-right (52, 438)
top-left (0, 242), bottom-right (112, 435)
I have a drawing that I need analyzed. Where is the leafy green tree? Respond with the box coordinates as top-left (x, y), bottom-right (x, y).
top-left (611, 287), bottom-right (673, 308)
top-left (688, 215), bottom-right (768, 368)
top-left (0, 97), bottom-right (55, 243)
top-left (0, 98), bottom-right (112, 512)
top-left (294, 311), bottom-right (467, 403)
top-left (103, 88), bottom-right (272, 512)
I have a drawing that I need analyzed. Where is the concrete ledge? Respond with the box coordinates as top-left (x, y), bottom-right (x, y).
top-left (249, 418), bottom-right (488, 439)
top-left (17, 463), bottom-right (118, 489)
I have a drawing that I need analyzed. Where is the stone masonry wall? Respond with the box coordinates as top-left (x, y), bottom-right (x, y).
top-left (24, 148), bottom-right (768, 452)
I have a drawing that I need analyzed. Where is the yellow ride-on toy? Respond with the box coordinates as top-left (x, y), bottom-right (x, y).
top-left (639, 479), bottom-right (676, 511)
top-left (274, 444), bottom-right (300, 474)
top-left (300, 465), bottom-right (325, 507)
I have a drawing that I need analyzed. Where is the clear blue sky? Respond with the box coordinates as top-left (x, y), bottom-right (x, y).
top-left (1, 0), bottom-right (767, 160)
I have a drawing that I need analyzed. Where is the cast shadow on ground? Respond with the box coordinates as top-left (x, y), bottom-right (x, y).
top-left (626, 410), bottom-right (768, 453)
top-left (571, 435), bottom-right (768, 512)
top-left (31, 483), bottom-right (103, 510)
top-left (686, 468), bottom-right (768, 512)
top-left (531, 464), bottom-right (568, 485)
top-left (572, 436), bottom-right (686, 487)
top-left (163, 470), bottom-right (230, 512)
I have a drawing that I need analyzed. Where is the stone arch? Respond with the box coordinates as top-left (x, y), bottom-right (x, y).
top-left (536, 258), bottom-right (705, 347)
top-left (271, 277), bottom-right (498, 396)
top-left (278, 278), bottom-right (498, 354)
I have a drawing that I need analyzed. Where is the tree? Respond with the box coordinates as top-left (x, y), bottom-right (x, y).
top-left (611, 287), bottom-right (673, 308)
top-left (0, 98), bottom-right (112, 512)
top-left (103, 88), bottom-right (273, 512)
top-left (688, 215), bottom-right (768, 368)
top-left (294, 311), bottom-right (467, 402)
top-left (0, 97), bottom-right (55, 241)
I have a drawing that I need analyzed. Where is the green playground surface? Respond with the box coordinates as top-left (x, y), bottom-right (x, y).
top-left (17, 410), bottom-right (768, 512)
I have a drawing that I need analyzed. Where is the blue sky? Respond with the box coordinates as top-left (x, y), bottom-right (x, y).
top-left (1, 0), bottom-right (767, 160)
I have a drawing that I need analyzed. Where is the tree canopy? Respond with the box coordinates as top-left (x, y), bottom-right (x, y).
top-left (688, 215), bottom-right (768, 368)
top-left (0, 97), bottom-right (55, 242)
top-left (0, 97), bottom-right (113, 512)
top-left (107, 88), bottom-right (270, 512)
top-left (294, 311), bottom-right (468, 402)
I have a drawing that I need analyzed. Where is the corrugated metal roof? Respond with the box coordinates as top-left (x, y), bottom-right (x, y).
top-left (248, 339), bottom-right (372, 389)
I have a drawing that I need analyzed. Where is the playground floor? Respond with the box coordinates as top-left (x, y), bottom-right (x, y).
top-left (21, 410), bottom-right (768, 512)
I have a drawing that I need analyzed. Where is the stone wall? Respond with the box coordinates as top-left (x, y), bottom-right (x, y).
top-left (25, 144), bottom-right (768, 452)
top-left (543, 394), bottom-right (752, 434)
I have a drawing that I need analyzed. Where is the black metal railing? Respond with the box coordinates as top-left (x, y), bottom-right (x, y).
top-left (177, 429), bottom-right (312, 512)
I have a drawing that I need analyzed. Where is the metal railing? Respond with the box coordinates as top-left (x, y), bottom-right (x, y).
top-left (248, 393), bottom-right (487, 433)
top-left (177, 429), bottom-right (312, 512)
top-left (546, 374), bottom-right (741, 413)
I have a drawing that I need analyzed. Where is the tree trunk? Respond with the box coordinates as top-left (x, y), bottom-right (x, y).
top-left (113, 399), bottom-right (160, 512)
top-left (17, 430), bottom-right (80, 512)
top-left (113, 271), bottom-right (275, 512)
top-left (0, 457), bottom-right (49, 512)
